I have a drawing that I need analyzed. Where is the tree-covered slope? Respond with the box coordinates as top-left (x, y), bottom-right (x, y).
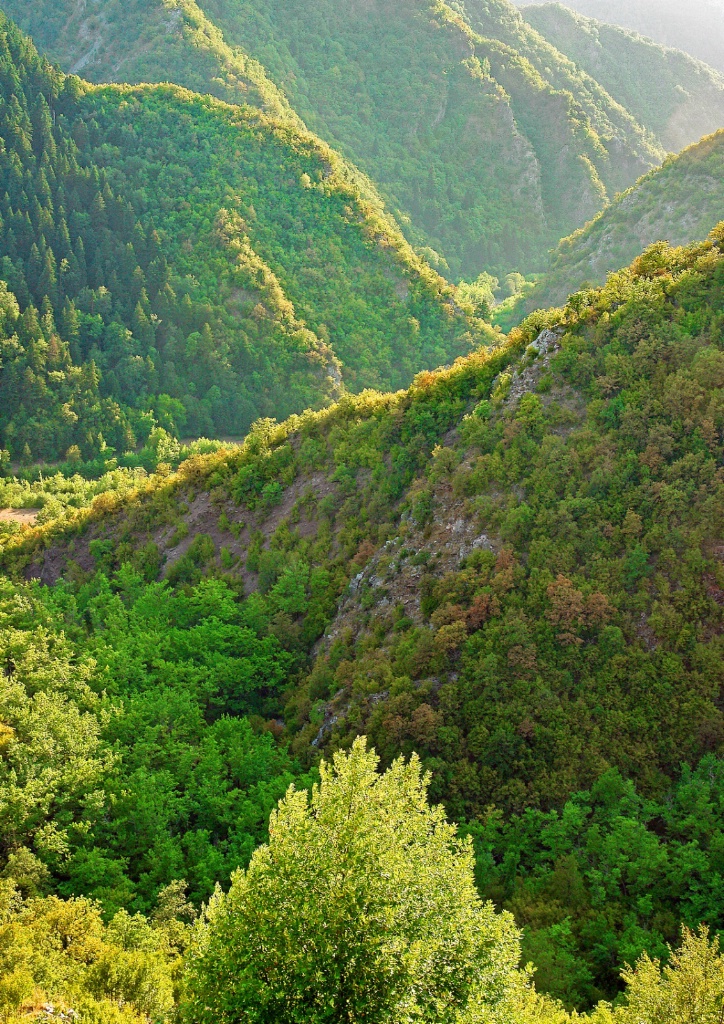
top-left (12, 0), bottom-right (666, 281)
top-left (0, 0), bottom-right (299, 123)
top-left (521, 3), bottom-right (724, 153)
top-left (6, 228), bottom-right (724, 1005)
top-left (194, 0), bottom-right (666, 280)
top-left (516, 0), bottom-right (724, 75)
top-left (504, 130), bottom-right (724, 320)
top-left (446, 0), bottom-right (679, 154)
top-left (0, 14), bottom-right (484, 464)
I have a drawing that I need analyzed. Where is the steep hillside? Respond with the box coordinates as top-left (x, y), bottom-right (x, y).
top-left (0, 0), bottom-right (299, 123)
top-left (196, 0), bottom-right (665, 279)
top-left (448, 0), bottom-right (662, 193)
top-left (503, 131), bottom-right (724, 320)
top-left (516, 0), bottom-right (724, 75)
top-left (521, 2), bottom-right (724, 152)
top-left (448, 0), bottom-right (721, 155)
top-left (0, 14), bottom-right (483, 464)
top-left (5, 228), bottom-right (724, 1003)
top-left (12, 0), bottom-right (667, 281)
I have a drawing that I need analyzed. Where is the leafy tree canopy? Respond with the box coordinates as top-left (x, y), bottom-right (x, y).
top-left (182, 737), bottom-right (525, 1024)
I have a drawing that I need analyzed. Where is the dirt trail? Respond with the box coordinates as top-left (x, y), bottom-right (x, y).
top-left (0, 509), bottom-right (39, 526)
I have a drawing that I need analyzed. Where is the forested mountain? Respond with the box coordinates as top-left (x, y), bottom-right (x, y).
top-left (190, 0), bottom-right (667, 280)
top-left (516, 0), bottom-right (724, 75)
top-left (5, 3), bottom-right (724, 1020)
top-left (521, 2), bottom-right (724, 152)
top-left (0, 14), bottom-right (484, 464)
top-left (0, 0), bottom-right (299, 123)
top-left (503, 130), bottom-right (724, 321)
top-left (5, 227), bottom-right (724, 1011)
top-left (6, 0), bottom-right (668, 282)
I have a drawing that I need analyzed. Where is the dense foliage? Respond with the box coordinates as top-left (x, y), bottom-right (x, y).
top-left (5, 732), bottom-right (724, 1022)
top-left (14, 0), bottom-right (673, 282)
top-left (500, 132), bottom-right (724, 326)
top-left (183, 739), bottom-right (524, 1024)
top-left (471, 760), bottom-right (724, 1006)
top-left (284, 233), bottom-right (724, 999)
top-left (3, 231), bottom-right (724, 1013)
top-left (0, 0), bottom-right (299, 123)
top-left (3, 6), bottom-right (724, 1017)
top-left (0, 569), bottom-right (320, 917)
top-left (0, 881), bottom-right (188, 1022)
top-left (0, 14), bottom-right (480, 462)
top-left (196, 0), bottom-right (664, 279)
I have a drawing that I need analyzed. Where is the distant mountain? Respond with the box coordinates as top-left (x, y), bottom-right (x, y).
top-left (4, 0), bottom-right (667, 281)
top-left (0, 13), bottom-right (482, 463)
top-left (516, 0), bottom-right (724, 75)
top-left (503, 130), bottom-right (724, 319)
top-left (521, 2), bottom-right (724, 153)
top-left (449, 0), bottom-right (718, 152)
top-left (193, 0), bottom-right (667, 279)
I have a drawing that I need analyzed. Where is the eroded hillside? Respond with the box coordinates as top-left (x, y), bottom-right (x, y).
top-left (3, 228), bottom-right (724, 1006)
top-left (7, 231), bottom-right (723, 811)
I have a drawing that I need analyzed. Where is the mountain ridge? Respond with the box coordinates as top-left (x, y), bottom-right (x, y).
top-left (501, 129), bottom-right (724, 322)
top-left (4, 0), bottom-right (673, 281)
top-left (0, 0), bottom-right (301, 124)
top-left (4, 228), bottom-right (724, 1005)
top-left (0, 13), bottom-right (484, 464)
top-left (521, 2), bottom-right (724, 153)
top-left (193, 0), bottom-right (665, 277)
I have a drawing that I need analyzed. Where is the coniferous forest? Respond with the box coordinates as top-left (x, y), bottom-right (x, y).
top-left (1, 1), bottom-right (724, 1022)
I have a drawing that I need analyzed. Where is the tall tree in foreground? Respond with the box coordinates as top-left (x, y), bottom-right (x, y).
top-left (181, 736), bottom-right (526, 1023)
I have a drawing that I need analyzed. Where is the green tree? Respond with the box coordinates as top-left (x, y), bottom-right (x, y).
top-left (599, 928), bottom-right (724, 1024)
top-left (182, 736), bottom-right (522, 1024)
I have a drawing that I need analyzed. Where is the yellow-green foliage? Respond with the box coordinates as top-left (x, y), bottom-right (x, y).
top-left (182, 738), bottom-right (527, 1023)
top-left (503, 137), bottom-right (724, 324)
top-left (0, 880), bottom-right (181, 1022)
top-left (608, 928), bottom-right (724, 1024)
top-left (3, 764), bottom-right (724, 1022)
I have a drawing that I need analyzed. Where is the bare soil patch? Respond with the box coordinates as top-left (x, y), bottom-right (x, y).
top-left (0, 508), bottom-right (39, 526)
